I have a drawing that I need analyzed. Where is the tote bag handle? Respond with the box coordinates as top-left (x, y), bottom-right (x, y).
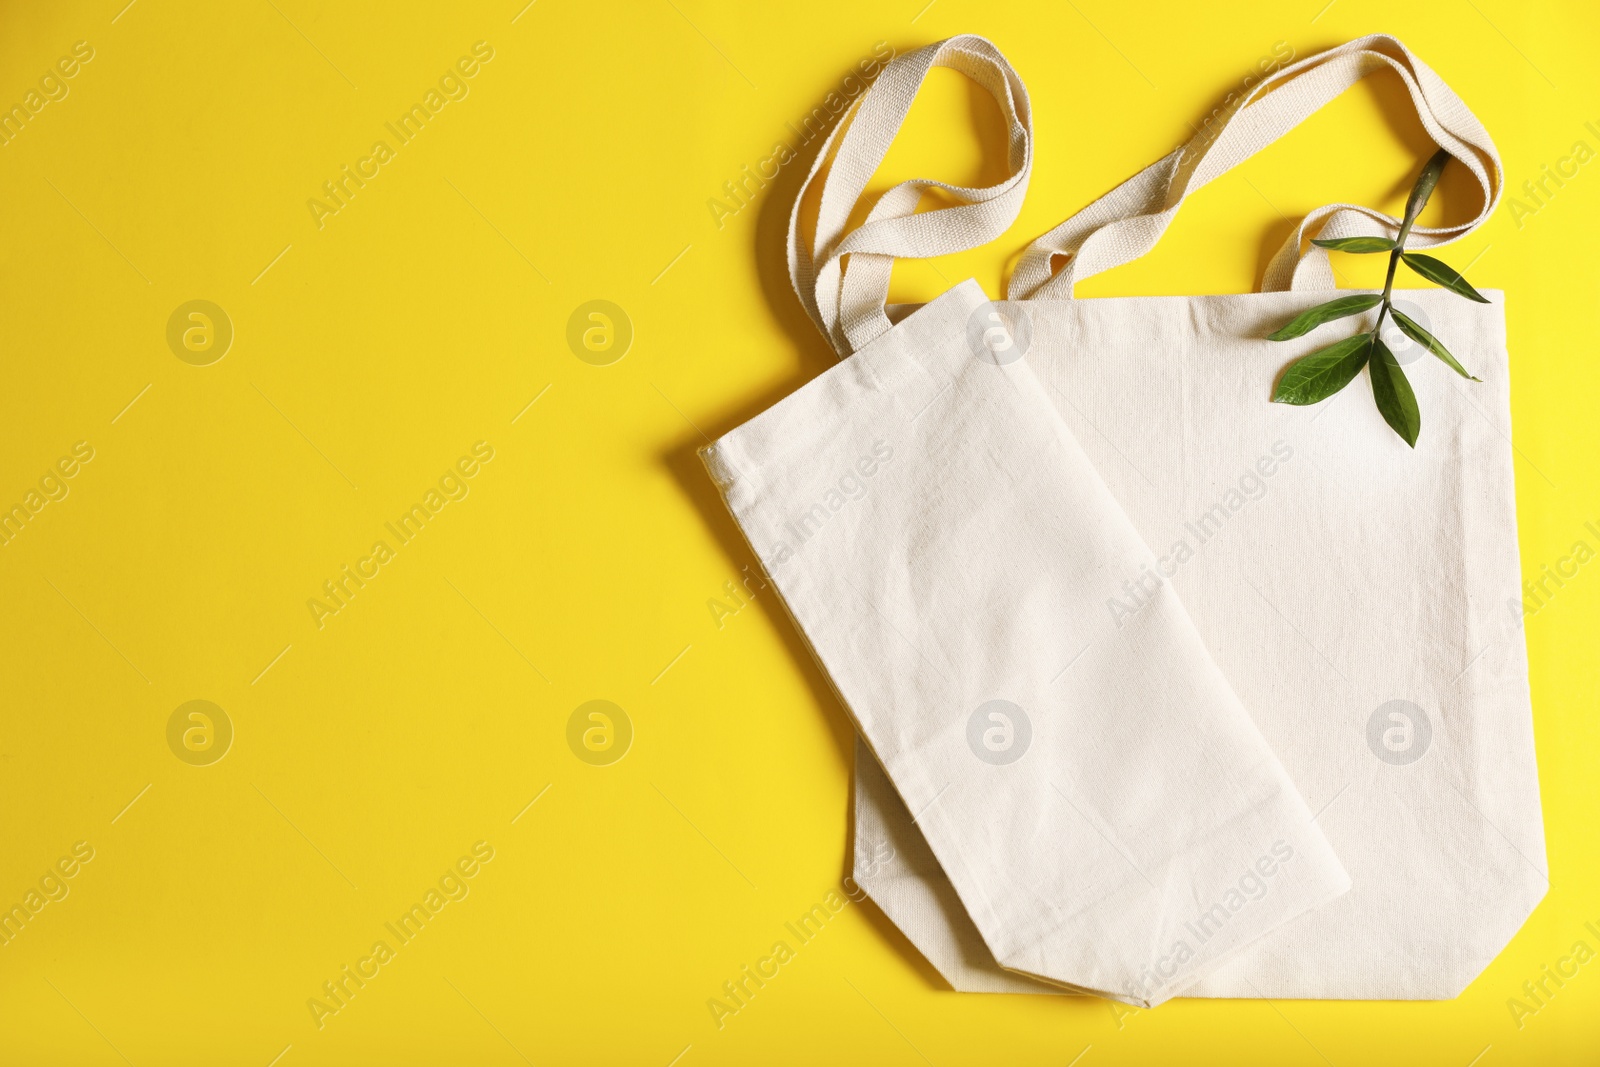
top-left (789, 35), bottom-right (1033, 356)
top-left (1007, 34), bottom-right (1503, 300)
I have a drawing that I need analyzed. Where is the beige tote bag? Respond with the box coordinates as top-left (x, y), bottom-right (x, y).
top-left (850, 33), bottom-right (1547, 1000)
top-left (703, 34), bottom-right (1350, 1007)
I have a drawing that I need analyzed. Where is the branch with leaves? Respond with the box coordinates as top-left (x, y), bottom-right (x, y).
top-left (1268, 148), bottom-right (1488, 447)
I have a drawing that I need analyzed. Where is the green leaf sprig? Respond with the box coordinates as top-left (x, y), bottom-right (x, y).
top-left (1268, 148), bottom-right (1488, 447)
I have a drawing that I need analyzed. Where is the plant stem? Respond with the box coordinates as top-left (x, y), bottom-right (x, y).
top-left (1374, 245), bottom-right (1401, 337)
top-left (1381, 245), bottom-right (1401, 303)
top-left (1372, 147), bottom-right (1449, 342)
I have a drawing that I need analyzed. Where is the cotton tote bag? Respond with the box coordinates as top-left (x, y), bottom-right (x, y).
top-left (850, 33), bottom-right (1548, 1000)
top-left (701, 35), bottom-right (1349, 1009)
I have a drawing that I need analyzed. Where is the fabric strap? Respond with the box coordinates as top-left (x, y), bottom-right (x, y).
top-left (788, 35), bottom-right (1032, 356)
top-left (1008, 34), bottom-right (1503, 299)
top-left (791, 34), bottom-right (1501, 346)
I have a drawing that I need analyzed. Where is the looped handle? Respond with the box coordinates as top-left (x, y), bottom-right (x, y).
top-left (789, 35), bottom-right (1033, 356)
top-left (1008, 34), bottom-right (1502, 300)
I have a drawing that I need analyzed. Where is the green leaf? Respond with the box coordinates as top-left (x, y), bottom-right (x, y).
top-left (1391, 309), bottom-right (1480, 381)
top-left (1369, 337), bottom-right (1421, 447)
top-left (1267, 294), bottom-right (1383, 341)
top-left (1272, 333), bottom-right (1373, 405)
top-left (1311, 236), bottom-right (1396, 253)
top-left (1401, 252), bottom-right (1491, 303)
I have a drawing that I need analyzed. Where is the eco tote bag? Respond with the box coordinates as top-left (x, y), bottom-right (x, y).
top-left (850, 33), bottom-right (1548, 1000)
top-left (701, 35), bottom-right (1349, 1009)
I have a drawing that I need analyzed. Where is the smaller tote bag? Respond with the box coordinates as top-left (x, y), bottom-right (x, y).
top-left (701, 35), bottom-right (1349, 1008)
top-left (852, 34), bottom-right (1548, 1001)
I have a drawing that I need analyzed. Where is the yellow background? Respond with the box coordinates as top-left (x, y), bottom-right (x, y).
top-left (0, 0), bottom-right (1595, 1063)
